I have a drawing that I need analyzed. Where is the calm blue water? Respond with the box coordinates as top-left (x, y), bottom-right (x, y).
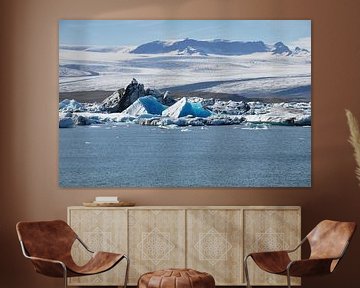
top-left (59, 124), bottom-right (311, 187)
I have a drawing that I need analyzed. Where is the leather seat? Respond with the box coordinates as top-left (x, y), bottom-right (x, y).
top-left (16, 220), bottom-right (129, 287)
top-left (244, 220), bottom-right (356, 288)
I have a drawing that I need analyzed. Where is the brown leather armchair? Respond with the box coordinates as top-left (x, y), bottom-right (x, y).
top-left (16, 220), bottom-right (129, 288)
top-left (244, 220), bottom-right (356, 288)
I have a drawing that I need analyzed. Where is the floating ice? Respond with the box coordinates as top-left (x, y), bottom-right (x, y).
top-left (122, 96), bottom-right (167, 116)
top-left (209, 100), bottom-right (250, 115)
top-left (190, 102), bottom-right (213, 117)
top-left (241, 123), bottom-right (269, 130)
top-left (59, 116), bottom-right (74, 128)
top-left (244, 105), bottom-right (311, 126)
top-left (59, 99), bottom-right (85, 112)
top-left (58, 93), bottom-right (310, 128)
top-left (162, 97), bottom-right (211, 118)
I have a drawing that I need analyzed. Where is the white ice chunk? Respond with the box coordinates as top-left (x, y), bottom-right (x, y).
top-left (59, 99), bottom-right (85, 112)
top-left (244, 105), bottom-right (311, 126)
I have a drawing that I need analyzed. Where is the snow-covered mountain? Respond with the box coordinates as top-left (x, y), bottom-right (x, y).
top-left (131, 38), bottom-right (267, 56)
top-left (271, 42), bottom-right (293, 55)
top-left (293, 46), bottom-right (310, 56)
top-left (60, 39), bottom-right (309, 57)
top-left (59, 38), bottom-right (311, 101)
top-left (130, 38), bottom-right (308, 56)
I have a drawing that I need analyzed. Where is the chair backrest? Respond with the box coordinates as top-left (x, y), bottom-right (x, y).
top-left (307, 220), bottom-right (356, 261)
top-left (16, 220), bottom-right (77, 261)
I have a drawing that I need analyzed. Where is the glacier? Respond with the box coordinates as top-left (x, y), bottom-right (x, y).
top-left (59, 42), bottom-right (311, 99)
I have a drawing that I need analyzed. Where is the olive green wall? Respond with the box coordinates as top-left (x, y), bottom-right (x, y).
top-left (1, 0), bottom-right (360, 287)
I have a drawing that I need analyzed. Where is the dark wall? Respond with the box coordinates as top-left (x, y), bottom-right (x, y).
top-left (1, 0), bottom-right (360, 287)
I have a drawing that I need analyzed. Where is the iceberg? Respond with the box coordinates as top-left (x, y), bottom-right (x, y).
top-left (122, 96), bottom-right (167, 116)
top-left (162, 97), bottom-right (211, 118)
top-left (190, 102), bottom-right (213, 117)
top-left (209, 100), bottom-right (250, 115)
top-left (74, 115), bottom-right (104, 126)
top-left (244, 106), bottom-right (311, 126)
top-left (59, 116), bottom-right (74, 128)
top-left (59, 99), bottom-right (85, 112)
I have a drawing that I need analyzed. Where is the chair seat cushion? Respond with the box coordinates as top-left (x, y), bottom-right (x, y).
top-left (67, 252), bottom-right (124, 276)
top-left (138, 268), bottom-right (215, 288)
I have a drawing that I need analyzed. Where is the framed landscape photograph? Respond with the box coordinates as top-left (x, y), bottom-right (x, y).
top-left (59, 20), bottom-right (311, 187)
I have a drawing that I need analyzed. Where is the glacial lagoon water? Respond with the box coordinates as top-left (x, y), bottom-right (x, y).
top-left (59, 123), bottom-right (311, 187)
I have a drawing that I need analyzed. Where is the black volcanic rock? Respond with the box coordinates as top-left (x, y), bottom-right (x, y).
top-left (145, 88), bottom-right (176, 106)
top-left (272, 42), bottom-right (292, 55)
top-left (161, 91), bottom-right (176, 106)
top-left (102, 78), bottom-right (145, 112)
top-left (101, 88), bottom-right (125, 113)
top-left (102, 79), bottom-right (175, 113)
top-left (122, 78), bottom-right (146, 108)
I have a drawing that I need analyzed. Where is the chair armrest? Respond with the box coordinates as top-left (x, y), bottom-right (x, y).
top-left (287, 258), bottom-right (336, 277)
top-left (26, 255), bottom-right (65, 265)
top-left (19, 240), bottom-right (67, 277)
top-left (76, 236), bottom-right (94, 253)
top-left (25, 255), bottom-right (67, 278)
top-left (247, 250), bottom-right (290, 258)
top-left (286, 237), bottom-right (307, 253)
top-left (245, 237), bottom-right (306, 259)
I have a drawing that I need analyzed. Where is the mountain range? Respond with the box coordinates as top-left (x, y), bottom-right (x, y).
top-left (60, 38), bottom-right (310, 57)
top-left (130, 38), bottom-right (309, 56)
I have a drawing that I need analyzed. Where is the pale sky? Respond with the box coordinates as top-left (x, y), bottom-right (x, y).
top-left (59, 20), bottom-right (311, 50)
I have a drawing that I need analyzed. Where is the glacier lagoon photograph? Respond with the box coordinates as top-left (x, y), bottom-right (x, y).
top-left (59, 20), bottom-right (311, 187)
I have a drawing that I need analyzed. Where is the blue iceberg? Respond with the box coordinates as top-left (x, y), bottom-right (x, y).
top-left (122, 96), bottom-right (167, 116)
top-left (162, 97), bottom-right (212, 118)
